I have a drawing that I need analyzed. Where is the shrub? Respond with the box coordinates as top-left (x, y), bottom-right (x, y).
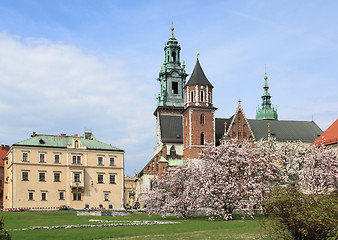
top-left (261, 186), bottom-right (338, 240)
top-left (0, 218), bottom-right (11, 240)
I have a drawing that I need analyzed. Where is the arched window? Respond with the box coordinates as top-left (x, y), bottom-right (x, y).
top-left (190, 91), bottom-right (194, 102)
top-left (200, 91), bottom-right (204, 102)
top-left (75, 140), bottom-right (78, 148)
top-left (201, 133), bottom-right (205, 145)
top-left (171, 52), bottom-right (176, 62)
top-left (170, 145), bottom-right (176, 156)
top-left (208, 92), bottom-right (212, 103)
top-left (200, 114), bottom-right (205, 125)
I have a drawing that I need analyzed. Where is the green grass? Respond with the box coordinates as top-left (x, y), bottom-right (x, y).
top-left (0, 211), bottom-right (264, 240)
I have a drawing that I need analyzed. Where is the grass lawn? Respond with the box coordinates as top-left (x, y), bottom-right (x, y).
top-left (0, 211), bottom-right (265, 240)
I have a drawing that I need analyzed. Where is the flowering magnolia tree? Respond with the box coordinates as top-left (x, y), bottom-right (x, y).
top-left (199, 140), bottom-right (280, 220)
top-left (143, 139), bottom-right (338, 221)
top-left (299, 145), bottom-right (338, 194)
top-left (143, 161), bottom-right (203, 219)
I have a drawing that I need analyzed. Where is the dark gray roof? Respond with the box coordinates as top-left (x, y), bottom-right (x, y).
top-left (185, 59), bottom-right (213, 87)
top-left (160, 115), bottom-right (183, 143)
top-left (247, 119), bottom-right (323, 142)
top-left (215, 117), bottom-right (233, 145)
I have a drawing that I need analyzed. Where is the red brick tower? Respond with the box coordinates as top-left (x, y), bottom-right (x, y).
top-left (183, 58), bottom-right (217, 159)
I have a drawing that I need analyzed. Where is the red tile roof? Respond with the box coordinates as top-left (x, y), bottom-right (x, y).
top-left (313, 119), bottom-right (338, 146)
top-left (0, 145), bottom-right (10, 167)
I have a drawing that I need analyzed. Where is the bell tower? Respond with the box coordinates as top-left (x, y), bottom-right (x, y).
top-left (157, 26), bottom-right (188, 108)
top-left (154, 26), bottom-right (188, 156)
top-left (183, 57), bottom-right (217, 160)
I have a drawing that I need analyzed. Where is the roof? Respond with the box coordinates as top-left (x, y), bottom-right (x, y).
top-left (313, 118), bottom-right (338, 146)
top-left (215, 117), bottom-right (233, 145)
top-left (160, 115), bottom-right (183, 143)
top-left (185, 58), bottom-right (213, 87)
top-left (13, 133), bottom-right (123, 151)
top-left (247, 119), bottom-right (323, 142)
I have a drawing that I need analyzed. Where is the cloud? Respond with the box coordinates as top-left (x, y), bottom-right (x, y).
top-left (0, 32), bottom-right (155, 175)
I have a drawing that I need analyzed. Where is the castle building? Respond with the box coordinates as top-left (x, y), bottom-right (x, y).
top-left (136, 28), bottom-right (323, 205)
top-left (3, 132), bottom-right (124, 210)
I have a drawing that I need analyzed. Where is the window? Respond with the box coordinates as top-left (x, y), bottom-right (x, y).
top-left (54, 172), bottom-right (60, 182)
top-left (170, 145), bottom-right (176, 156)
top-left (200, 91), bottom-right (204, 102)
top-left (22, 172), bottom-right (29, 181)
top-left (201, 133), bottom-right (205, 145)
top-left (209, 92), bottom-right (212, 103)
top-left (74, 173), bottom-right (80, 182)
top-left (200, 114), bottom-right (205, 125)
top-left (39, 172), bottom-right (46, 182)
top-left (190, 91), bottom-right (194, 102)
top-left (97, 156), bottom-right (103, 166)
top-left (39, 154), bottom-right (45, 163)
top-left (72, 156), bottom-right (81, 164)
top-left (172, 82), bottom-right (178, 94)
top-left (73, 192), bottom-right (81, 201)
top-left (22, 153), bottom-right (28, 162)
top-left (104, 193), bottom-right (109, 201)
top-left (59, 192), bottom-right (64, 200)
top-left (109, 204), bottom-right (113, 209)
top-left (54, 154), bottom-right (60, 163)
top-left (41, 192), bottom-right (47, 201)
top-left (109, 157), bottom-right (115, 166)
top-left (28, 192), bottom-right (34, 201)
top-left (85, 204), bottom-right (89, 209)
top-left (109, 174), bottom-right (116, 184)
top-left (98, 174), bottom-right (104, 183)
top-left (99, 204), bottom-right (103, 208)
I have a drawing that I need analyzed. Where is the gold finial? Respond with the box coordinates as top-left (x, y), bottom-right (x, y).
top-left (197, 52), bottom-right (200, 59)
top-left (224, 122), bottom-right (227, 135)
top-left (267, 122), bottom-right (271, 138)
top-left (171, 21), bottom-right (174, 36)
top-left (264, 64), bottom-right (268, 80)
top-left (238, 99), bottom-right (241, 105)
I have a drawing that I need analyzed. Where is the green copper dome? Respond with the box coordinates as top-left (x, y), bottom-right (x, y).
top-left (256, 73), bottom-right (278, 120)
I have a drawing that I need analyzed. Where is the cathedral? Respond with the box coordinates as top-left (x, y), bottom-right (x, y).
top-left (136, 28), bottom-right (323, 201)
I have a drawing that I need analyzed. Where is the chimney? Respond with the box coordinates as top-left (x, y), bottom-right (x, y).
top-left (31, 132), bottom-right (36, 137)
top-left (60, 134), bottom-right (66, 137)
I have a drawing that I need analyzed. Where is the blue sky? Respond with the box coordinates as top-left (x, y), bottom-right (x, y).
top-left (0, 1), bottom-right (337, 176)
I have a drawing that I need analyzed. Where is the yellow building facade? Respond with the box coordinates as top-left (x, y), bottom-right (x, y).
top-left (3, 132), bottom-right (124, 210)
top-left (124, 176), bottom-right (137, 208)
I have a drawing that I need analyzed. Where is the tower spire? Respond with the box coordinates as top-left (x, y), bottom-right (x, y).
top-left (156, 26), bottom-right (187, 108)
top-left (256, 71), bottom-right (278, 120)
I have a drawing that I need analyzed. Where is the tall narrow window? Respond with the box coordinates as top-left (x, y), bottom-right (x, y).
top-left (209, 92), bottom-right (212, 103)
top-left (110, 174), bottom-right (116, 184)
top-left (98, 156), bottom-right (103, 166)
top-left (98, 174), bottom-right (104, 183)
top-left (41, 192), bottom-right (47, 201)
top-left (28, 192), bottom-right (34, 201)
top-left (74, 173), bottom-right (80, 182)
top-left (54, 154), bottom-right (60, 163)
top-left (110, 157), bottom-right (115, 166)
top-left (54, 172), bottom-right (60, 182)
top-left (59, 191), bottom-right (64, 200)
top-left (172, 82), bottom-right (178, 94)
top-left (22, 153), bottom-right (28, 162)
top-left (39, 172), bottom-right (46, 182)
top-left (39, 154), bottom-right (45, 163)
top-left (200, 91), bottom-right (204, 102)
top-left (190, 91), bottom-right (194, 102)
top-left (200, 114), bottom-right (205, 125)
top-left (22, 172), bottom-right (29, 181)
top-left (201, 133), bottom-right (205, 145)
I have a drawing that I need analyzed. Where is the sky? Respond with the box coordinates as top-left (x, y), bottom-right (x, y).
top-left (0, 0), bottom-right (337, 176)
